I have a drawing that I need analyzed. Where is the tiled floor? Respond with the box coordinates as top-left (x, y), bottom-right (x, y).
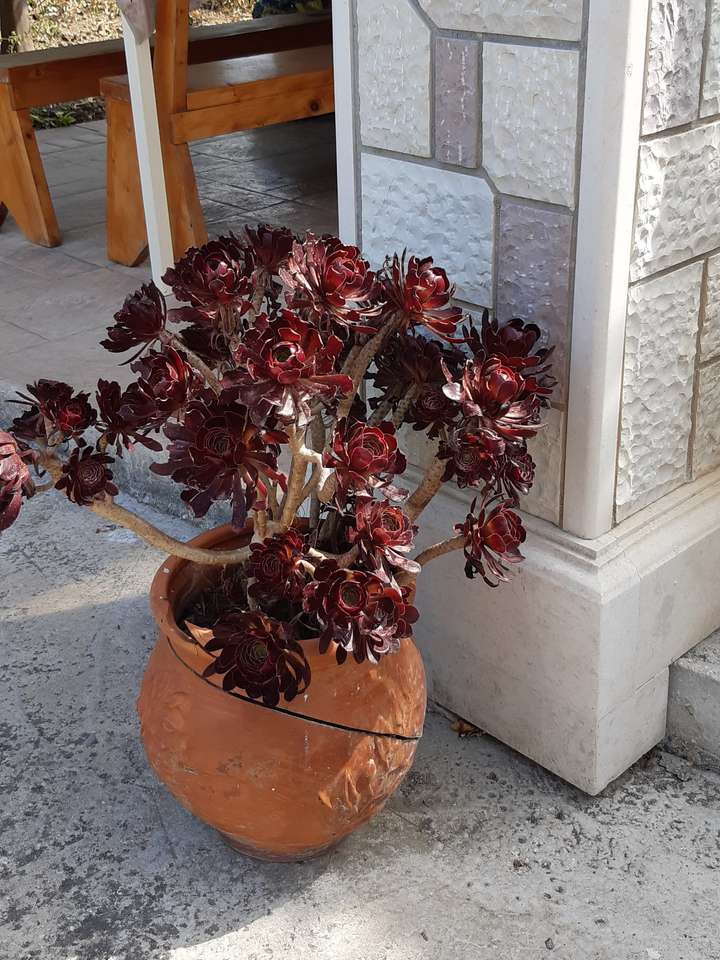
top-left (0, 116), bottom-right (337, 392)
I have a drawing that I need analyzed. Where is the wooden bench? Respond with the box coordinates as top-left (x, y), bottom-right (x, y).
top-left (0, 12), bottom-right (331, 249)
top-left (102, 1), bottom-right (334, 267)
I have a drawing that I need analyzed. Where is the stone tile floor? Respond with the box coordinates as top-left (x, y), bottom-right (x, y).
top-left (1, 490), bottom-right (719, 960)
top-left (0, 117), bottom-right (337, 393)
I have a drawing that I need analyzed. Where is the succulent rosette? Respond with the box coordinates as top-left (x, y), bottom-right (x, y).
top-left (248, 530), bottom-right (306, 602)
top-left (162, 234), bottom-right (253, 318)
top-left (384, 253), bottom-right (463, 340)
top-left (151, 389), bottom-right (287, 529)
top-left (12, 379), bottom-right (96, 445)
top-left (439, 427), bottom-right (505, 490)
top-left (96, 379), bottom-right (161, 453)
top-left (203, 611), bottom-right (311, 705)
top-left (245, 223), bottom-right (294, 275)
top-left (323, 418), bottom-right (407, 506)
top-left (303, 560), bottom-right (418, 665)
top-left (101, 282), bottom-right (166, 356)
top-left (456, 497), bottom-right (526, 586)
top-left (348, 497), bottom-right (420, 574)
top-left (55, 447), bottom-right (118, 506)
top-left (500, 444), bottom-right (536, 501)
top-left (0, 431), bottom-right (39, 531)
top-left (131, 346), bottom-right (200, 420)
top-left (228, 311), bottom-right (352, 424)
top-left (279, 235), bottom-right (382, 334)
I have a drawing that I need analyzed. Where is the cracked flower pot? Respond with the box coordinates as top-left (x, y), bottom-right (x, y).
top-left (139, 523), bottom-right (426, 861)
top-left (1, 226), bottom-right (555, 861)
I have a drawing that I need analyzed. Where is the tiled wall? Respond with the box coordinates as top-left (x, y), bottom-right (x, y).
top-left (352, 0), bottom-right (586, 525)
top-left (616, 0), bottom-right (720, 520)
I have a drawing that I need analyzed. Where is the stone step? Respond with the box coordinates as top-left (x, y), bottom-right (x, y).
top-left (666, 629), bottom-right (720, 772)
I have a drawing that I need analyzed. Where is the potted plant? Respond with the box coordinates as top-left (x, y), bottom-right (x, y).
top-left (0, 226), bottom-right (555, 861)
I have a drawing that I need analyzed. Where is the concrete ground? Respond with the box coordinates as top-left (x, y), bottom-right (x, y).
top-left (0, 117), bottom-right (337, 392)
top-left (1, 490), bottom-right (719, 960)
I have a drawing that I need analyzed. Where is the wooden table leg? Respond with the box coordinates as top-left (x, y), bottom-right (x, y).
top-left (106, 96), bottom-right (149, 266)
top-left (0, 85), bottom-right (60, 247)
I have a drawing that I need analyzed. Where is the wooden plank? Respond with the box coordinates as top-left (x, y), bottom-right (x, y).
top-left (6, 51), bottom-right (126, 109)
top-left (171, 80), bottom-right (334, 143)
top-left (0, 84), bottom-right (59, 246)
top-left (2, 15), bottom-right (331, 110)
top-left (182, 45), bottom-right (333, 108)
top-left (105, 95), bottom-right (148, 266)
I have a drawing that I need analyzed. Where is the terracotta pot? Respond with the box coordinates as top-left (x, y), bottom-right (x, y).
top-left (138, 524), bottom-right (427, 862)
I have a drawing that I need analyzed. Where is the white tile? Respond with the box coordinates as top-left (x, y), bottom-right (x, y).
top-left (482, 44), bottom-right (579, 207)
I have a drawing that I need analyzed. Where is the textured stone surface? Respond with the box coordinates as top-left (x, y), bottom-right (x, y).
top-left (522, 407), bottom-right (565, 524)
top-left (482, 44), bottom-right (579, 207)
top-left (631, 121), bottom-right (720, 280)
top-left (496, 199), bottom-right (573, 400)
top-left (616, 263), bottom-right (702, 518)
top-left (357, 0), bottom-right (431, 157)
top-left (642, 0), bottom-right (706, 134)
top-left (434, 37), bottom-right (480, 169)
top-left (701, 0), bottom-right (720, 116)
top-left (360, 153), bottom-right (494, 306)
top-left (417, 0), bottom-right (582, 40)
top-left (701, 253), bottom-right (720, 360)
top-left (693, 359), bottom-right (720, 475)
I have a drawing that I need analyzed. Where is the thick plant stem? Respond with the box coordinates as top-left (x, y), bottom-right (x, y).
top-left (160, 331), bottom-right (222, 394)
top-left (392, 385), bottom-right (418, 429)
top-left (39, 453), bottom-right (249, 565)
top-left (407, 457), bottom-right (446, 521)
top-left (413, 534), bottom-right (465, 568)
top-left (279, 428), bottom-right (326, 527)
top-left (335, 314), bottom-right (402, 423)
top-left (89, 499), bottom-right (250, 565)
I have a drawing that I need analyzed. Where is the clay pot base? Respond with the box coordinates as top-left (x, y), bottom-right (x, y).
top-left (218, 830), bottom-right (342, 863)
top-left (140, 524), bottom-right (427, 863)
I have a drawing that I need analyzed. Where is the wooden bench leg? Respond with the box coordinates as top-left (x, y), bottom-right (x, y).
top-left (161, 136), bottom-right (208, 258)
top-left (0, 86), bottom-right (60, 247)
top-left (106, 96), bottom-right (149, 267)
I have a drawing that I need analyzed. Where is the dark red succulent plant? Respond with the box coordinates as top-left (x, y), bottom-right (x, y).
top-left (384, 253), bottom-right (463, 340)
top-left (55, 447), bottom-right (118, 506)
top-left (245, 223), bottom-right (294, 275)
top-left (101, 282), bottom-right (166, 356)
top-left (163, 234), bottom-right (253, 317)
top-left (151, 389), bottom-right (286, 529)
top-left (203, 611), bottom-right (311, 705)
top-left (0, 431), bottom-right (38, 531)
top-left (500, 444), bottom-right (536, 501)
top-left (228, 311), bottom-right (352, 424)
top-left (0, 223), bottom-right (557, 705)
top-left (95, 379), bottom-right (160, 453)
top-left (406, 383), bottom-right (459, 438)
top-left (348, 497), bottom-right (419, 574)
top-left (456, 497), bottom-right (526, 586)
top-left (12, 379), bottom-right (96, 445)
top-left (248, 529), bottom-right (306, 602)
top-left (131, 346), bottom-right (200, 419)
top-left (303, 560), bottom-right (418, 665)
top-left (370, 333), bottom-right (451, 409)
top-left (280, 235), bottom-right (382, 334)
top-left (439, 427), bottom-right (505, 490)
top-left (465, 312), bottom-right (556, 399)
top-left (323, 418), bottom-right (407, 506)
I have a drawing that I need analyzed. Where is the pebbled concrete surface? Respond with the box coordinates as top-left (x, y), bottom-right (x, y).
top-left (1, 491), bottom-right (720, 960)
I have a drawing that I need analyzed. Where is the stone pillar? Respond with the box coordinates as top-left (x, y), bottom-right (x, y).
top-left (347, 0), bottom-right (720, 793)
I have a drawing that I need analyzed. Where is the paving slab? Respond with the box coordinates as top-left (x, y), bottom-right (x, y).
top-left (0, 490), bottom-right (718, 960)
